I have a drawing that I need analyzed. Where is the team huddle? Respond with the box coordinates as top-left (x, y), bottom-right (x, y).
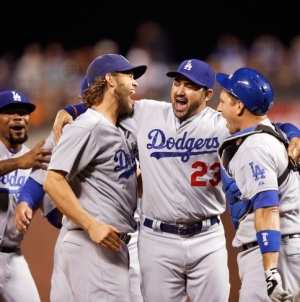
top-left (0, 53), bottom-right (299, 302)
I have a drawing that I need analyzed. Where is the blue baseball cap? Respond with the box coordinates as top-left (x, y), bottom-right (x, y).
top-left (0, 90), bottom-right (36, 113)
top-left (80, 76), bottom-right (88, 95)
top-left (87, 54), bottom-right (147, 86)
top-left (166, 59), bottom-right (215, 89)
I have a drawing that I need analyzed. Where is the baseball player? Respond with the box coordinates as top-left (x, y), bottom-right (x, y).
top-left (14, 75), bottom-right (144, 302)
top-left (43, 55), bottom-right (147, 302)
top-left (0, 90), bottom-right (51, 302)
top-left (216, 67), bottom-right (300, 301)
top-left (53, 59), bottom-right (300, 302)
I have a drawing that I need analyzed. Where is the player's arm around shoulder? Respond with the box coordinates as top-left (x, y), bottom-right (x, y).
top-left (0, 140), bottom-right (52, 176)
top-left (52, 103), bottom-right (87, 144)
top-left (52, 109), bottom-right (75, 144)
top-left (276, 121), bottom-right (300, 161)
top-left (287, 137), bottom-right (300, 161)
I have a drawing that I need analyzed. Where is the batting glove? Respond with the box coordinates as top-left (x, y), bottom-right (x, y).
top-left (265, 268), bottom-right (293, 302)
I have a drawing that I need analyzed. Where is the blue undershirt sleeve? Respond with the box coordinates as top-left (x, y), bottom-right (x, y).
top-left (251, 190), bottom-right (279, 211)
top-left (17, 177), bottom-right (45, 210)
top-left (277, 122), bottom-right (300, 140)
top-left (46, 209), bottom-right (62, 229)
top-left (63, 103), bottom-right (87, 119)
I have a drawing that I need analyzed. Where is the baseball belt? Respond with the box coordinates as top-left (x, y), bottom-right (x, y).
top-left (242, 233), bottom-right (300, 251)
top-left (0, 246), bottom-right (20, 253)
top-left (143, 216), bottom-right (220, 237)
top-left (119, 233), bottom-right (131, 245)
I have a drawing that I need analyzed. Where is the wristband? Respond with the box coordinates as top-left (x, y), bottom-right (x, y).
top-left (256, 230), bottom-right (281, 254)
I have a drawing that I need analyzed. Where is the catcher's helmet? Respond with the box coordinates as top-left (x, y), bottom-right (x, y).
top-left (216, 67), bottom-right (274, 115)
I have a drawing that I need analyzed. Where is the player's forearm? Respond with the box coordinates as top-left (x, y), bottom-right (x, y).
top-left (0, 157), bottom-right (26, 176)
top-left (262, 252), bottom-right (279, 271)
top-left (44, 170), bottom-right (96, 231)
top-left (255, 206), bottom-right (280, 270)
top-left (254, 206), bottom-right (280, 231)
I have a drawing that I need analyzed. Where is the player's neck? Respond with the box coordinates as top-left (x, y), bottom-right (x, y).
top-left (92, 106), bottom-right (117, 126)
top-left (239, 115), bottom-right (268, 131)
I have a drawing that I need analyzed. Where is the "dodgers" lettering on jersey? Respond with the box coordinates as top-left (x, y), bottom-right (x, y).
top-left (147, 129), bottom-right (220, 162)
top-left (114, 149), bottom-right (137, 179)
top-left (0, 170), bottom-right (27, 194)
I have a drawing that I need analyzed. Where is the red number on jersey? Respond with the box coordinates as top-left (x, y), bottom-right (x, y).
top-left (191, 161), bottom-right (221, 187)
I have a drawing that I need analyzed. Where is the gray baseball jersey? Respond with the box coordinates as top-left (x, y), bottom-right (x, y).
top-left (0, 142), bottom-right (31, 246)
top-left (121, 99), bottom-right (228, 223)
top-left (0, 141), bottom-right (41, 301)
top-left (120, 99), bottom-right (230, 302)
top-left (48, 108), bottom-right (138, 232)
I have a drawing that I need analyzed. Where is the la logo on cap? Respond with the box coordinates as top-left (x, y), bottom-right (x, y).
top-left (11, 91), bottom-right (22, 101)
top-left (183, 61), bottom-right (192, 71)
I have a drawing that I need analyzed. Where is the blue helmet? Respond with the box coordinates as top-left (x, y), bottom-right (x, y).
top-left (216, 67), bottom-right (274, 115)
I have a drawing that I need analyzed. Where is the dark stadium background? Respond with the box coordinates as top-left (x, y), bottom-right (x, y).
top-left (1, 2), bottom-right (299, 61)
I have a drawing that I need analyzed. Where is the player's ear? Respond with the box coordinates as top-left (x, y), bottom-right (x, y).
top-left (237, 100), bottom-right (246, 116)
top-left (204, 88), bottom-right (213, 102)
top-left (104, 73), bottom-right (115, 87)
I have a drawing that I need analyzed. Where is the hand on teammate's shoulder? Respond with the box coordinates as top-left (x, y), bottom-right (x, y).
top-left (288, 137), bottom-right (300, 161)
top-left (20, 139), bottom-right (52, 170)
top-left (53, 110), bottom-right (74, 144)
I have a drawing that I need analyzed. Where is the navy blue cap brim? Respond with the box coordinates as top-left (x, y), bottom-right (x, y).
top-left (121, 65), bottom-right (147, 80)
top-left (0, 103), bottom-right (36, 113)
top-left (166, 71), bottom-right (209, 87)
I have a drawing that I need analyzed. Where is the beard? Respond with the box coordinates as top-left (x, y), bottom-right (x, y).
top-left (115, 83), bottom-right (134, 119)
top-left (9, 133), bottom-right (28, 145)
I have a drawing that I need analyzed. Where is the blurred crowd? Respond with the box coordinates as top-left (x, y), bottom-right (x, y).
top-left (1, 21), bottom-right (300, 127)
